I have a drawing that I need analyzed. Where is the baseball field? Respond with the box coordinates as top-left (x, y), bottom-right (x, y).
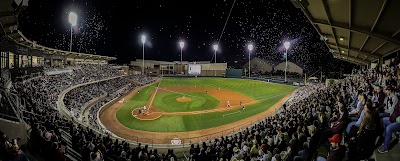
top-left (108, 77), bottom-right (297, 133)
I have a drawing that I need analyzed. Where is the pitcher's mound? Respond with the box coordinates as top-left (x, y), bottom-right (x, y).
top-left (176, 97), bottom-right (191, 102)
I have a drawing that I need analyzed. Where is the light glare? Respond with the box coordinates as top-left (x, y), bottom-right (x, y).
top-left (141, 35), bottom-right (146, 44)
top-left (284, 41), bottom-right (290, 49)
top-left (213, 44), bottom-right (218, 51)
top-left (248, 44), bottom-right (253, 51)
top-left (69, 12), bottom-right (77, 26)
top-left (179, 41), bottom-right (184, 48)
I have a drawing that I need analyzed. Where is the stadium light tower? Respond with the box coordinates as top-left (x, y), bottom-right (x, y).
top-left (284, 41), bottom-right (291, 82)
top-left (213, 44), bottom-right (219, 76)
top-left (141, 35), bottom-right (146, 75)
top-left (247, 44), bottom-right (254, 77)
top-left (179, 41), bottom-right (184, 74)
top-left (68, 12), bottom-right (77, 52)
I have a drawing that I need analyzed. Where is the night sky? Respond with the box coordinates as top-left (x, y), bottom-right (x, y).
top-left (18, 0), bottom-right (354, 73)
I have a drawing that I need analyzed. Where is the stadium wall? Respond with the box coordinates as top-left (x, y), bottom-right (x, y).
top-left (0, 119), bottom-right (27, 145)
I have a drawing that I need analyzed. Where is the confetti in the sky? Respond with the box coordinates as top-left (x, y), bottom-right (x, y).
top-left (17, 0), bottom-right (355, 73)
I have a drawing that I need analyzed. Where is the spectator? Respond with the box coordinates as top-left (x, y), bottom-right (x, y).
top-left (316, 134), bottom-right (345, 161)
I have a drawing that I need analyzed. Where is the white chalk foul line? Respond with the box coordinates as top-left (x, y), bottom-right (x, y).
top-left (148, 78), bottom-right (163, 112)
top-left (222, 110), bottom-right (241, 117)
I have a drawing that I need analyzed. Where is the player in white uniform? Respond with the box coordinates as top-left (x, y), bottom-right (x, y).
top-left (143, 105), bottom-right (147, 113)
top-left (227, 101), bottom-right (231, 107)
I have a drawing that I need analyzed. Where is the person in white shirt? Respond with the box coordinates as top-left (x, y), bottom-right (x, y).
top-left (381, 86), bottom-right (398, 116)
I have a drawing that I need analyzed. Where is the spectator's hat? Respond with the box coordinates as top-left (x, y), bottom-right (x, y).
top-left (328, 134), bottom-right (341, 143)
top-left (233, 147), bottom-right (239, 153)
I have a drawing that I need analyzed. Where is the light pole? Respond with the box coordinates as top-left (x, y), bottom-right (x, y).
top-left (284, 41), bottom-right (291, 82)
top-left (68, 12), bottom-right (77, 52)
top-left (141, 35), bottom-right (146, 75)
top-left (213, 44), bottom-right (218, 76)
top-left (179, 41), bottom-right (184, 74)
top-left (247, 44), bottom-right (253, 77)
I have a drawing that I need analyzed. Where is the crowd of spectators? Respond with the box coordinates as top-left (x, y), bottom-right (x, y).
top-left (5, 64), bottom-right (161, 161)
top-left (64, 84), bottom-right (104, 120)
top-left (185, 60), bottom-right (399, 161)
top-left (2, 58), bottom-right (399, 161)
top-left (128, 75), bottom-right (157, 85)
top-left (2, 64), bottom-right (123, 161)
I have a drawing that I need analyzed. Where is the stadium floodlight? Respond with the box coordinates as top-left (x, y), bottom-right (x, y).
top-left (179, 41), bottom-right (185, 49)
top-left (213, 44), bottom-right (219, 76)
top-left (68, 12), bottom-right (78, 52)
top-left (248, 44), bottom-right (253, 51)
top-left (69, 12), bottom-right (77, 26)
top-left (213, 44), bottom-right (218, 51)
top-left (283, 41), bottom-right (291, 82)
top-left (141, 35), bottom-right (146, 75)
top-left (179, 41), bottom-right (185, 74)
top-left (179, 41), bottom-right (184, 63)
top-left (284, 41), bottom-right (290, 50)
top-left (247, 44), bottom-right (254, 77)
top-left (141, 35), bottom-right (146, 44)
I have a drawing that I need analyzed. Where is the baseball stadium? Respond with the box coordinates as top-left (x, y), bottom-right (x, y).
top-left (1, 0), bottom-right (400, 161)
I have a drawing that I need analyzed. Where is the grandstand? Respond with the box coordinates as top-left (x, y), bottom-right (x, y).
top-left (1, 0), bottom-right (400, 161)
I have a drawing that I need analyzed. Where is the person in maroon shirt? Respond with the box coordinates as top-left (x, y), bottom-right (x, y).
top-left (377, 86), bottom-right (386, 107)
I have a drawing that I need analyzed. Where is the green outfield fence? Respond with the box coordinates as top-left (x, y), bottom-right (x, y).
top-left (162, 75), bottom-right (304, 86)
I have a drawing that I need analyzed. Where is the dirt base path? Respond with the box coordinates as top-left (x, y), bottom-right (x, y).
top-left (156, 87), bottom-right (254, 109)
top-left (100, 81), bottom-right (292, 144)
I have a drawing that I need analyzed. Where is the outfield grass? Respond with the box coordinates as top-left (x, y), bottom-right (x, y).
top-left (116, 78), bottom-right (297, 132)
top-left (158, 78), bottom-right (293, 100)
top-left (153, 92), bottom-right (220, 112)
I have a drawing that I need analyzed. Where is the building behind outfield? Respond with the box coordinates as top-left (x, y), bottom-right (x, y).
top-left (130, 59), bottom-right (227, 76)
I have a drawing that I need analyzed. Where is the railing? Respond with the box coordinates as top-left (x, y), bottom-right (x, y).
top-left (1, 69), bottom-right (11, 88)
top-left (102, 114), bottom-right (276, 147)
top-left (14, 72), bottom-right (42, 82)
top-left (0, 90), bottom-right (21, 122)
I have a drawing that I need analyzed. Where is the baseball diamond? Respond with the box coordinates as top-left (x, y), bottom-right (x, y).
top-left (100, 77), bottom-right (297, 143)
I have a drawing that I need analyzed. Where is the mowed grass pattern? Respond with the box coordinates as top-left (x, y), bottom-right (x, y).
top-left (153, 92), bottom-right (219, 112)
top-left (159, 78), bottom-right (292, 100)
top-left (116, 78), bottom-right (297, 132)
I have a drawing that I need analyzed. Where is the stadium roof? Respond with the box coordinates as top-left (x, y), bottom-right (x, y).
top-left (291, 0), bottom-right (400, 65)
top-left (0, 0), bottom-right (116, 61)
